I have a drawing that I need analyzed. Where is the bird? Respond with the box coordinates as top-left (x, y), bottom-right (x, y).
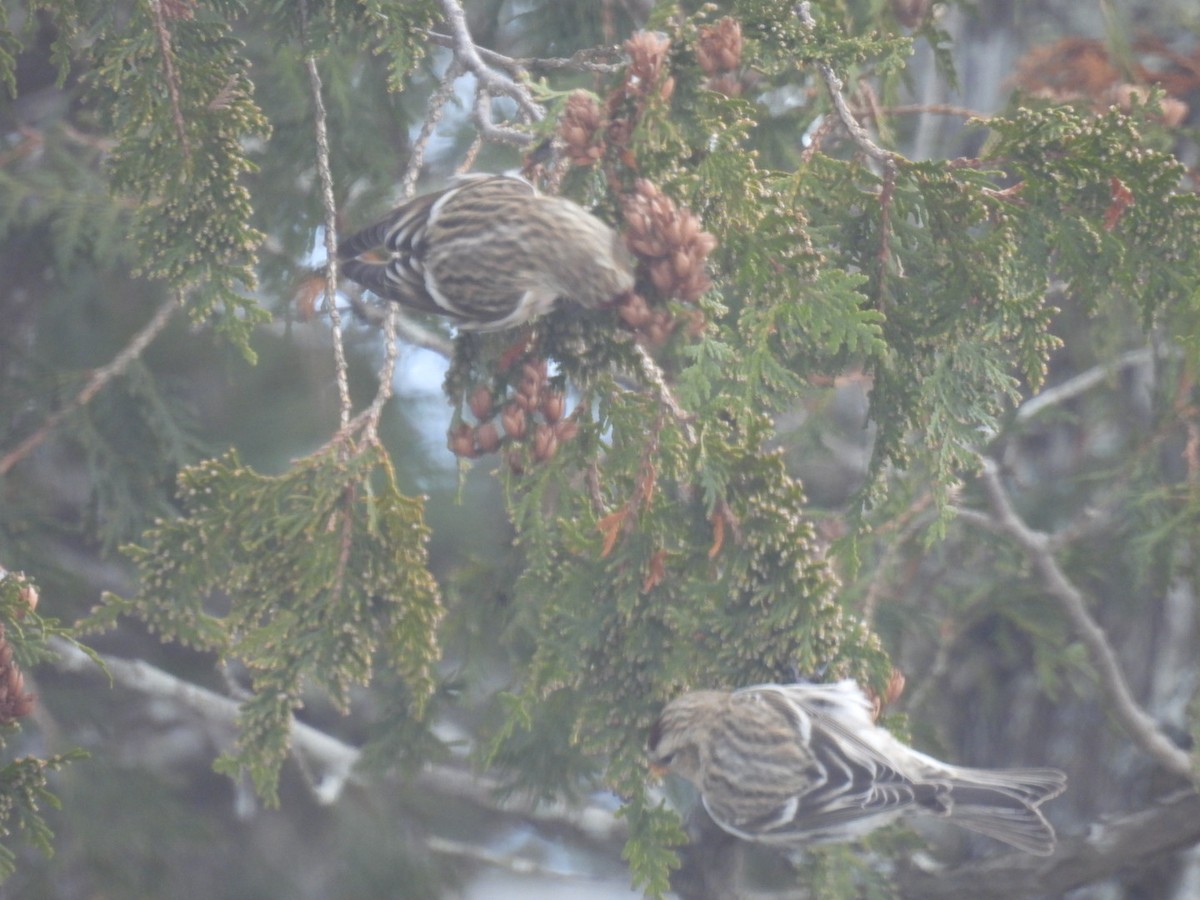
top-left (337, 174), bottom-right (635, 331)
top-left (647, 680), bottom-right (1066, 855)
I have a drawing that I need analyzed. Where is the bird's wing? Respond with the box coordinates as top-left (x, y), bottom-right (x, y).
top-left (336, 175), bottom-right (533, 262)
top-left (337, 190), bottom-right (441, 261)
top-left (720, 685), bottom-right (939, 844)
top-left (339, 258), bottom-right (466, 320)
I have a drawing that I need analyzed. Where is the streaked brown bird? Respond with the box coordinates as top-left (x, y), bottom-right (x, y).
top-left (648, 681), bottom-right (1066, 855)
top-left (337, 174), bottom-right (634, 331)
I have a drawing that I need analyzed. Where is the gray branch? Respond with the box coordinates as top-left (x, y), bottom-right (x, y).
top-left (971, 457), bottom-right (1193, 779)
top-left (46, 637), bottom-right (624, 844)
top-left (896, 789), bottom-right (1200, 899)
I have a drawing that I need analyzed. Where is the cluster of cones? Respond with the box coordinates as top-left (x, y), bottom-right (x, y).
top-left (695, 16), bottom-right (745, 97)
top-left (447, 360), bottom-right (579, 470)
top-left (559, 29), bottom-right (724, 348)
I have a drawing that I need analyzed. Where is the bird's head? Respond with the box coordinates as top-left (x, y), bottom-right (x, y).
top-left (646, 690), bottom-right (728, 783)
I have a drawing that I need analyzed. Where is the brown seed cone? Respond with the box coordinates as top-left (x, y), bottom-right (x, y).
top-left (468, 385), bottom-right (494, 421)
top-left (616, 292), bottom-right (653, 328)
top-left (501, 404), bottom-right (528, 440)
top-left (17, 582), bottom-right (38, 616)
top-left (705, 73), bottom-right (744, 97)
top-left (624, 31), bottom-right (672, 99)
top-left (891, 0), bottom-right (931, 28)
top-left (0, 624), bottom-right (34, 724)
top-left (474, 421), bottom-right (501, 454)
top-left (697, 17), bottom-right (743, 75)
top-left (560, 90), bottom-right (606, 166)
top-left (554, 418), bottom-right (579, 443)
top-left (532, 423), bottom-right (558, 463)
top-left (447, 423), bottom-right (477, 458)
top-left (622, 179), bottom-right (717, 302)
top-left (540, 391), bottom-right (565, 425)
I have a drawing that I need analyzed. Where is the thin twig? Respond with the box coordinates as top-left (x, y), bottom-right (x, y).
top-left (797, 2), bottom-right (901, 169)
top-left (400, 59), bottom-right (465, 199)
top-left (302, 20), bottom-right (352, 431)
top-left (426, 835), bottom-right (587, 879)
top-left (425, 31), bottom-right (625, 75)
top-left (149, 0), bottom-right (191, 159)
top-left (359, 305), bottom-right (401, 444)
top-left (0, 295), bottom-right (179, 477)
top-left (1014, 347), bottom-right (1161, 424)
top-left (796, 2), bottom-right (900, 279)
top-left (473, 87), bottom-right (536, 146)
top-left (855, 103), bottom-right (991, 122)
top-left (970, 457), bottom-right (1192, 779)
top-left (632, 343), bottom-right (695, 445)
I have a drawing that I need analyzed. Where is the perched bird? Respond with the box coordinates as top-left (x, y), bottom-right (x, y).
top-left (337, 174), bottom-right (634, 331)
top-left (647, 681), bottom-right (1066, 855)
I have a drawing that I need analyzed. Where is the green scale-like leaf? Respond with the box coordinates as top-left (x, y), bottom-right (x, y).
top-left (90, 446), bottom-right (442, 802)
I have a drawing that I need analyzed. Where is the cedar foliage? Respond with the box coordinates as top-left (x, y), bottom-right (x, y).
top-left (0, 0), bottom-right (1198, 895)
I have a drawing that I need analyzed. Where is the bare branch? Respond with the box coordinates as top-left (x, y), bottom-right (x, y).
top-left (425, 30), bottom-right (624, 75)
top-left (473, 87), bottom-right (537, 146)
top-left (855, 103), bottom-right (991, 122)
top-left (1014, 346), bottom-right (1161, 424)
top-left (401, 59), bottom-right (465, 199)
top-left (46, 638), bottom-right (625, 843)
top-left (969, 457), bottom-right (1193, 779)
top-left (896, 789), bottom-right (1200, 899)
top-left (426, 835), bottom-right (586, 879)
top-left (632, 343), bottom-right (696, 445)
top-left (0, 294), bottom-right (179, 477)
top-left (438, 0), bottom-right (544, 125)
top-left (796, 2), bottom-right (901, 169)
top-left (302, 22), bottom-right (352, 431)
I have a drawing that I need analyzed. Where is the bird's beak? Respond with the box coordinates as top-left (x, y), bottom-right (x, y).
top-left (648, 762), bottom-right (669, 779)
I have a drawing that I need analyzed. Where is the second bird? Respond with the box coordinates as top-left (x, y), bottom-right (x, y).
top-left (648, 680), bottom-right (1066, 855)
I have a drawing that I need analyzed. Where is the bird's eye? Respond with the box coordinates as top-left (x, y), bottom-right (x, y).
top-left (655, 751), bottom-right (675, 766)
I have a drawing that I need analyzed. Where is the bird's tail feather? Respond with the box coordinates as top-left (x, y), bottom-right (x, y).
top-left (942, 768), bottom-right (1065, 855)
top-left (947, 766), bottom-right (1067, 807)
top-left (948, 803), bottom-right (1058, 856)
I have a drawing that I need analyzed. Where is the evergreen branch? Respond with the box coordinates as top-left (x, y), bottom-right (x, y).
top-left (0, 294), bottom-right (179, 478)
top-left (148, 0), bottom-right (190, 160)
top-left (969, 457), bottom-right (1193, 780)
top-left (302, 17), bottom-right (352, 430)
